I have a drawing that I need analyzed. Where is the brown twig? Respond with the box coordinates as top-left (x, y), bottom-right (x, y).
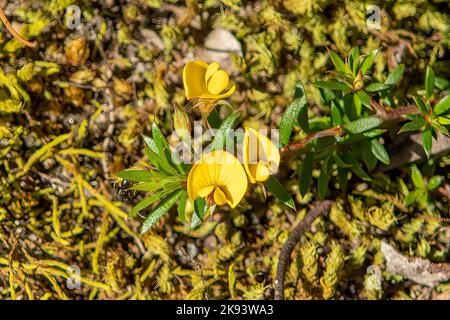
top-left (274, 200), bottom-right (334, 300)
top-left (281, 102), bottom-right (419, 155)
top-left (280, 127), bottom-right (343, 154)
top-left (0, 4), bottom-right (37, 48)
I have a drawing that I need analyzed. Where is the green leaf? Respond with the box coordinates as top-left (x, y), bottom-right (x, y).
top-left (130, 191), bottom-right (163, 217)
top-left (211, 112), bottom-right (238, 151)
top-left (337, 168), bottom-right (349, 192)
top-left (298, 153), bottom-right (314, 196)
top-left (365, 83), bottom-right (391, 92)
top-left (330, 103), bottom-right (343, 125)
top-left (425, 66), bottom-right (435, 99)
top-left (427, 176), bottom-right (443, 191)
top-left (435, 76), bottom-right (450, 90)
top-left (343, 151), bottom-right (371, 181)
top-left (434, 95), bottom-right (450, 116)
top-left (115, 169), bottom-right (153, 182)
top-left (191, 198), bottom-right (209, 229)
top-left (279, 82), bottom-right (308, 146)
top-left (370, 139), bottom-right (390, 165)
top-left (177, 190), bottom-right (187, 223)
top-left (141, 189), bottom-right (184, 233)
top-left (344, 117), bottom-right (383, 134)
top-left (266, 176), bottom-right (296, 210)
top-left (315, 80), bottom-right (350, 91)
top-left (152, 122), bottom-right (169, 154)
top-left (194, 198), bottom-right (207, 219)
top-left (360, 51), bottom-right (376, 75)
top-left (385, 64), bottom-right (405, 86)
top-left (413, 96), bottom-right (430, 114)
top-left (422, 127), bottom-right (432, 158)
top-left (142, 135), bottom-right (159, 154)
top-left (363, 128), bottom-right (386, 138)
top-left (318, 157), bottom-right (332, 200)
top-left (349, 47), bottom-right (360, 74)
top-left (207, 110), bottom-right (222, 129)
top-left (328, 50), bottom-right (348, 74)
top-left (361, 141), bottom-right (377, 171)
top-left (356, 90), bottom-right (371, 108)
top-left (410, 165), bottom-right (425, 189)
top-left (399, 117), bottom-right (426, 133)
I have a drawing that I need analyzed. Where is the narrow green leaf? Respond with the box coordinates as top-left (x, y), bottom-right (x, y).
top-left (344, 117), bottom-right (383, 134)
top-left (328, 50), bottom-right (348, 74)
top-left (279, 82), bottom-right (308, 146)
top-left (356, 90), bottom-right (371, 108)
top-left (141, 189), bottom-right (183, 233)
top-left (177, 190), bottom-right (187, 223)
top-left (399, 116), bottom-right (426, 133)
top-left (422, 127), bottom-right (432, 158)
top-left (142, 135), bottom-right (159, 154)
top-left (413, 96), bottom-right (430, 114)
top-left (363, 128), bottom-right (387, 138)
top-left (434, 95), bottom-right (450, 116)
top-left (315, 80), bottom-right (350, 91)
top-left (349, 47), bottom-right (360, 74)
top-left (410, 165), bottom-right (425, 189)
top-left (365, 83), bottom-right (391, 92)
top-left (207, 110), bottom-right (222, 129)
top-left (298, 152), bottom-right (314, 196)
top-left (194, 198), bottom-right (207, 219)
top-left (115, 169), bottom-right (153, 182)
top-left (330, 103), bottom-right (342, 125)
top-left (425, 66), bottom-right (435, 99)
top-left (427, 176), bottom-right (443, 191)
top-left (130, 191), bottom-right (163, 217)
top-left (211, 112), bottom-right (238, 151)
top-left (385, 64), bottom-right (405, 86)
top-left (152, 122), bottom-right (169, 154)
top-left (370, 139), bottom-right (390, 165)
top-left (318, 157), bottom-right (332, 200)
top-left (337, 168), bottom-right (349, 192)
top-left (266, 176), bottom-right (296, 210)
top-left (343, 151), bottom-right (371, 181)
top-left (360, 51), bottom-right (376, 75)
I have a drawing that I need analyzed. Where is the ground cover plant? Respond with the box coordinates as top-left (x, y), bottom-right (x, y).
top-left (0, 0), bottom-right (449, 300)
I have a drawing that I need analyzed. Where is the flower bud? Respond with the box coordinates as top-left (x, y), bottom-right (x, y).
top-left (173, 103), bottom-right (191, 141)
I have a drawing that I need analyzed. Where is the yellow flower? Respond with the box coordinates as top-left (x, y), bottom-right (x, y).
top-left (242, 127), bottom-right (280, 183)
top-left (183, 61), bottom-right (235, 101)
top-left (187, 150), bottom-right (247, 208)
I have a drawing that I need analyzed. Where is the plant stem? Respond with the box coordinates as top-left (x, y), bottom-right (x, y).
top-left (281, 102), bottom-right (419, 154)
top-left (0, 5), bottom-right (37, 48)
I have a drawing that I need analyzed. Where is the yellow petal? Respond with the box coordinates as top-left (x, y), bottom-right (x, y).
top-left (183, 60), bottom-right (208, 100)
top-left (249, 163), bottom-right (270, 182)
top-left (198, 185), bottom-right (215, 198)
top-left (187, 150), bottom-right (247, 208)
top-left (205, 62), bottom-right (220, 86)
top-left (207, 70), bottom-right (229, 95)
top-left (242, 127), bottom-right (280, 183)
top-left (213, 187), bottom-right (227, 205)
top-left (197, 85), bottom-right (235, 100)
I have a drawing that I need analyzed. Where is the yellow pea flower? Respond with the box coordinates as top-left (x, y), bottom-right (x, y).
top-left (183, 60), bottom-right (235, 101)
top-left (242, 127), bottom-right (280, 183)
top-left (187, 150), bottom-right (247, 208)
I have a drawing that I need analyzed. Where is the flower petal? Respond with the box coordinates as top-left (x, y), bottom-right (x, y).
top-left (207, 70), bottom-right (230, 95)
top-left (242, 127), bottom-right (280, 183)
top-left (183, 60), bottom-right (208, 100)
top-left (213, 187), bottom-right (227, 205)
top-left (198, 85), bottom-right (235, 100)
top-left (205, 62), bottom-right (220, 86)
top-left (187, 150), bottom-right (247, 208)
